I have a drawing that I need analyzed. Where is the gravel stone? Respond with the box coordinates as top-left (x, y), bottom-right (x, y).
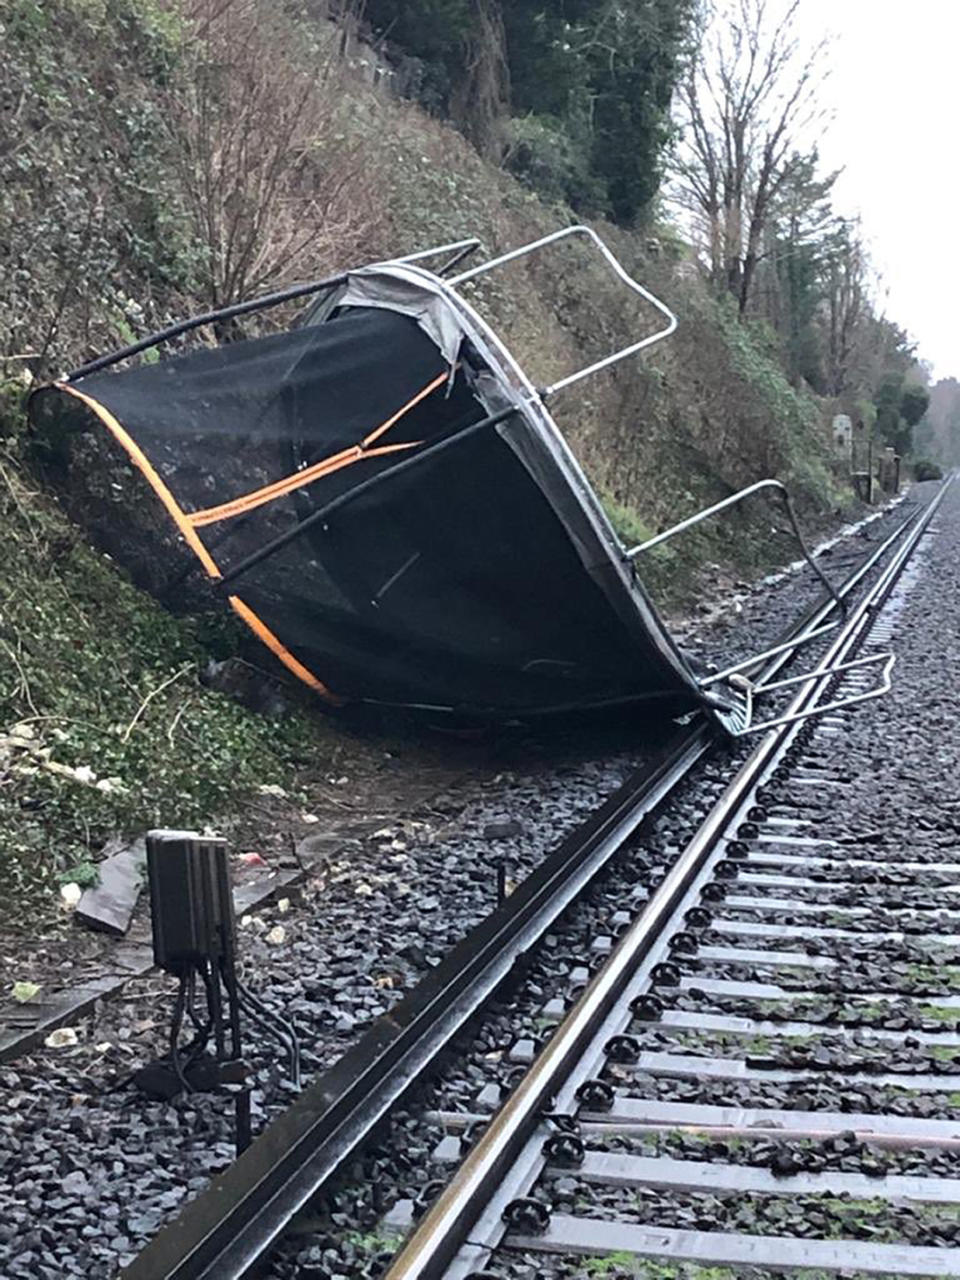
top-left (1, 489), bottom-right (941, 1280)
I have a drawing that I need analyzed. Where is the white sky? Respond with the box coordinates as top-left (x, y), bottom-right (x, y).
top-left (793, 0), bottom-right (958, 380)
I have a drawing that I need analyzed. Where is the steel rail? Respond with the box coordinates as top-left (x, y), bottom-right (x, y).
top-left (382, 478), bottom-right (950, 1280)
top-left (121, 725), bottom-right (712, 1280)
top-left (120, 493), bottom-right (927, 1280)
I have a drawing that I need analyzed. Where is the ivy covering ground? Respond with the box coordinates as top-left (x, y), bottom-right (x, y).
top-left (0, 388), bottom-right (336, 919)
top-left (0, 0), bottom-right (855, 919)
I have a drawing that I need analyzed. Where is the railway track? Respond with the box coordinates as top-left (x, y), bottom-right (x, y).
top-left (122, 483), bottom-right (949, 1280)
top-left (379, 477), bottom-right (956, 1279)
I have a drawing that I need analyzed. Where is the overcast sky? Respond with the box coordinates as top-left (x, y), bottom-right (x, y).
top-left (793, 0), bottom-right (958, 380)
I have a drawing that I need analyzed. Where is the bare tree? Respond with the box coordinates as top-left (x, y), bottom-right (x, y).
top-left (167, 0), bottom-right (381, 312)
top-left (673, 0), bottom-right (829, 315)
top-left (823, 221), bottom-right (866, 396)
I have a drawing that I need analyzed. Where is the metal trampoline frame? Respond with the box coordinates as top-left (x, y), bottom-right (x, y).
top-left (59, 224), bottom-right (898, 735)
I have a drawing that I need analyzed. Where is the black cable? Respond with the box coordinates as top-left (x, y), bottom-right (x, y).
top-left (236, 980), bottom-right (301, 1089)
top-left (248, 984), bottom-right (301, 1083)
top-left (185, 968), bottom-right (210, 1040)
top-left (168, 973), bottom-right (192, 1095)
top-left (238, 983), bottom-right (301, 1088)
top-left (217, 954), bottom-right (244, 1063)
top-left (178, 962), bottom-right (216, 1069)
top-left (101, 971), bottom-right (197, 1098)
top-left (236, 989), bottom-right (297, 1085)
top-left (206, 955), bottom-right (227, 1060)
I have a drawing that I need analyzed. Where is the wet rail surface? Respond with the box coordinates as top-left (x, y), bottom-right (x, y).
top-left (117, 483), bottom-right (951, 1280)
top-left (377, 479), bottom-right (958, 1280)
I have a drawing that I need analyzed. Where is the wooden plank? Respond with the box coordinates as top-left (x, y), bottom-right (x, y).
top-left (75, 838), bottom-right (146, 936)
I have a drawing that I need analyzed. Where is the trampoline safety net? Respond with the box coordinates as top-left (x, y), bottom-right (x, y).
top-left (29, 257), bottom-right (744, 727)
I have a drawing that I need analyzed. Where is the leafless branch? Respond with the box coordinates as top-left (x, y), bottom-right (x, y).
top-left (671, 0), bottom-right (832, 313)
top-left (165, 0), bottom-right (382, 312)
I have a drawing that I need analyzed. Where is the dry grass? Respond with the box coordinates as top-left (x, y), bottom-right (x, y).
top-left (168, 0), bottom-right (384, 309)
top-left (1, 0), bottom-right (847, 576)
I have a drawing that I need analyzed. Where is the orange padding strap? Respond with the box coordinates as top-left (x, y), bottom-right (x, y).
top-left (57, 383), bottom-right (223, 579)
top-left (229, 596), bottom-right (341, 701)
top-left (54, 383), bottom-right (340, 703)
top-left (188, 439), bottom-right (419, 528)
top-left (186, 367), bottom-right (449, 528)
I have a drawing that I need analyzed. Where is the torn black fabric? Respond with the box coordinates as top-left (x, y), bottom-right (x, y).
top-left (29, 297), bottom-right (711, 720)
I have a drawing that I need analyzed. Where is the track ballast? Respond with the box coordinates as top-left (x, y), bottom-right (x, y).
top-left (379, 479), bottom-right (957, 1280)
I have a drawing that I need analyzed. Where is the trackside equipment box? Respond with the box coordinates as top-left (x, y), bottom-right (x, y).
top-left (146, 829), bottom-right (235, 970)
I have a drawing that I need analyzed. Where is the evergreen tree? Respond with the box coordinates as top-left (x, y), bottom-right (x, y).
top-left (363, 0), bottom-right (695, 223)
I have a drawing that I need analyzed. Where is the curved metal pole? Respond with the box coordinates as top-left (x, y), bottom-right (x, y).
top-left (64, 274), bottom-right (349, 382)
top-left (698, 620), bottom-right (840, 689)
top-left (448, 224), bottom-right (677, 397)
top-left (625, 478), bottom-right (844, 616)
top-left (396, 237), bottom-right (482, 275)
top-left (734, 650), bottom-right (897, 736)
top-left (64, 238), bottom-right (482, 383)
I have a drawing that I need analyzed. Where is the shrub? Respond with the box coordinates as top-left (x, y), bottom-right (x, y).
top-left (913, 458), bottom-right (943, 482)
top-left (167, 0), bottom-right (382, 309)
top-left (503, 113), bottom-right (607, 212)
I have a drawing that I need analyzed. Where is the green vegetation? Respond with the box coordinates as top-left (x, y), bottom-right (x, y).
top-left (919, 377), bottom-right (960, 466)
top-left (582, 1253), bottom-right (643, 1277)
top-left (574, 1263), bottom-right (868, 1280)
top-left (502, 0), bottom-right (693, 222)
top-left (0, 0), bottom-right (922, 912)
top-left (876, 376), bottom-right (931, 457)
top-left (361, 0), bottom-right (693, 223)
top-left (56, 861), bottom-right (100, 889)
top-left (599, 492), bottom-right (658, 554)
top-left (343, 1228), bottom-right (405, 1255)
top-left (1, 0), bottom-right (198, 345)
top-left (903, 962), bottom-right (960, 989)
top-left (0, 387), bottom-right (335, 919)
top-left (928, 1044), bottom-right (960, 1062)
top-left (913, 458), bottom-right (944, 482)
top-left (581, 1256), bottom-right (732, 1280)
top-left (917, 1004), bottom-right (960, 1023)
top-left (805, 1195), bottom-right (960, 1241)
